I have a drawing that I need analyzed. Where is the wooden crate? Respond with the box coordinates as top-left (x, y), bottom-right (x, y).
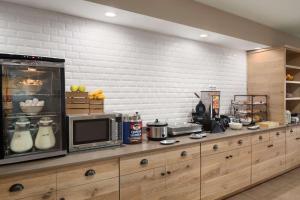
top-left (66, 92), bottom-right (89, 98)
top-left (89, 99), bottom-right (104, 114)
top-left (66, 92), bottom-right (90, 115)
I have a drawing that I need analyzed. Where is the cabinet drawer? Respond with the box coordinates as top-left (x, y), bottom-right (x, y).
top-left (120, 151), bottom-right (165, 175)
top-left (270, 128), bottom-right (285, 141)
top-left (57, 177), bottom-right (119, 200)
top-left (201, 136), bottom-right (250, 156)
top-left (57, 158), bottom-right (119, 189)
top-left (18, 192), bottom-right (56, 200)
top-left (251, 131), bottom-right (269, 144)
top-left (0, 170), bottom-right (56, 200)
top-left (286, 126), bottom-right (299, 138)
top-left (165, 144), bottom-right (200, 165)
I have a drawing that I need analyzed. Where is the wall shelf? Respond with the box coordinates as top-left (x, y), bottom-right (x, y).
top-left (286, 97), bottom-right (300, 101)
top-left (286, 65), bottom-right (300, 70)
top-left (286, 81), bottom-right (300, 84)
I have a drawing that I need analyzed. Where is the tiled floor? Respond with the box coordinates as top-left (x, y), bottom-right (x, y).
top-left (227, 168), bottom-right (300, 200)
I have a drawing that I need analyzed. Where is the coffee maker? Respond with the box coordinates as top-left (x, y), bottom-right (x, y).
top-left (192, 91), bottom-right (227, 133)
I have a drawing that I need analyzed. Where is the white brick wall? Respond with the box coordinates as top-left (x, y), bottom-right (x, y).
top-left (0, 2), bottom-right (247, 124)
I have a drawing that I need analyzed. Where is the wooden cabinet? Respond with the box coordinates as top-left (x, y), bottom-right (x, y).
top-left (251, 131), bottom-right (269, 145)
top-left (201, 139), bottom-right (251, 200)
top-left (165, 158), bottom-right (200, 200)
top-left (286, 126), bottom-right (300, 169)
top-left (20, 192), bottom-right (56, 200)
top-left (201, 135), bottom-right (250, 156)
top-left (248, 46), bottom-right (300, 124)
top-left (57, 177), bottom-right (119, 200)
top-left (57, 158), bottom-right (119, 200)
top-left (57, 159), bottom-right (119, 190)
top-left (3, 126), bottom-right (300, 200)
top-left (251, 128), bottom-right (286, 183)
top-left (201, 135), bottom-right (251, 200)
top-left (120, 167), bottom-right (165, 200)
top-left (0, 170), bottom-right (56, 200)
top-left (120, 144), bottom-right (200, 200)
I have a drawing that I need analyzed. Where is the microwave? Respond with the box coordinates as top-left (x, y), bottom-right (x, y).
top-left (67, 113), bottom-right (123, 152)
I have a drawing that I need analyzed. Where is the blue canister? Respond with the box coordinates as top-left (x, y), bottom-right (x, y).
top-left (123, 112), bottom-right (142, 144)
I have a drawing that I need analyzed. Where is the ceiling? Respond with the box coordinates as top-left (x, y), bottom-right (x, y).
top-left (195, 0), bottom-right (300, 38)
top-left (1, 0), bottom-right (267, 50)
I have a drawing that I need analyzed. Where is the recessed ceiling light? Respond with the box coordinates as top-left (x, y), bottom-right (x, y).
top-left (105, 12), bottom-right (116, 17)
top-left (200, 34), bottom-right (208, 38)
top-left (254, 47), bottom-right (261, 50)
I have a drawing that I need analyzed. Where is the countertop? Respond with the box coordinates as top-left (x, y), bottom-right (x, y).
top-left (0, 124), bottom-right (297, 177)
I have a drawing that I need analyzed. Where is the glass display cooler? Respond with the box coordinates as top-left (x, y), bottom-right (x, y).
top-left (231, 95), bottom-right (268, 124)
top-left (0, 54), bottom-right (67, 165)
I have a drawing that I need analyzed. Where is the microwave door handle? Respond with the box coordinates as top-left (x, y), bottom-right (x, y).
top-left (109, 118), bottom-right (114, 141)
top-left (110, 118), bottom-right (118, 141)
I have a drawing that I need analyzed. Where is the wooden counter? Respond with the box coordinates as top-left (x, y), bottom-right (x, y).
top-left (0, 124), bottom-right (293, 177)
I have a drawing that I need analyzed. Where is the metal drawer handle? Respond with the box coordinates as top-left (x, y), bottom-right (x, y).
top-left (225, 156), bottom-right (230, 159)
top-left (238, 140), bottom-right (243, 145)
top-left (226, 155), bottom-right (233, 159)
top-left (268, 144), bottom-right (274, 148)
top-left (276, 132), bottom-right (280, 136)
top-left (9, 183), bottom-right (24, 192)
top-left (296, 138), bottom-right (300, 140)
top-left (167, 171), bottom-right (171, 175)
top-left (213, 144), bottom-right (218, 150)
top-left (59, 198), bottom-right (65, 200)
top-left (140, 159), bottom-right (149, 166)
top-left (85, 169), bottom-right (96, 177)
top-left (290, 129), bottom-right (294, 133)
top-left (259, 136), bottom-right (263, 140)
top-left (181, 151), bottom-right (187, 157)
top-left (161, 172), bottom-right (166, 176)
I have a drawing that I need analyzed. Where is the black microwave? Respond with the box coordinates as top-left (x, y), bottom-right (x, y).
top-left (67, 113), bottom-right (122, 152)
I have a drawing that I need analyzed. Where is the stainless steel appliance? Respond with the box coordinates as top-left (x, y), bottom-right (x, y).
top-left (146, 119), bottom-right (168, 141)
top-left (168, 122), bottom-right (202, 136)
top-left (67, 113), bottom-right (122, 152)
top-left (0, 54), bottom-right (66, 165)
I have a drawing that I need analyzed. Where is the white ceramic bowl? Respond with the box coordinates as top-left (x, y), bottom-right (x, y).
top-left (229, 122), bottom-right (243, 130)
top-left (240, 118), bottom-right (252, 126)
top-left (20, 105), bottom-right (43, 115)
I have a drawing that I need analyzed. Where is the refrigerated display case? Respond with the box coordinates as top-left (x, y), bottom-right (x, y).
top-left (0, 54), bottom-right (66, 165)
top-left (231, 95), bottom-right (268, 125)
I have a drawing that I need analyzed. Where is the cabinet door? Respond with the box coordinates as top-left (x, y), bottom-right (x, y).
top-left (19, 192), bottom-right (56, 200)
top-left (120, 167), bottom-right (165, 200)
top-left (164, 158), bottom-right (200, 200)
top-left (57, 177), bottom-right (119, 200)
top-left (201, 147), bottom-right (251, 200)
top-left (0, 170), bottom-right (56, 200)
top-left (286, 126), bottom-right (300, 169)
top-left (252, 139), bottom-right (285, 183)
top-left (57, 159), bottom-right (119, 189)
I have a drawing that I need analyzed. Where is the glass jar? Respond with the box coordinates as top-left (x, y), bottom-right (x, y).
top-left (10, 118), bottom-right (33, 153)
top-left (35, 117), bottom-right (56, 150)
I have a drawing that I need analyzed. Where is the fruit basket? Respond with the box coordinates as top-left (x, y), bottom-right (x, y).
top-left (88, 89), bottom-right (105, 114)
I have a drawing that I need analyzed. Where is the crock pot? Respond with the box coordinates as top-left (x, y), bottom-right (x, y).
top-left (146, 119), bottom-right (168, 141)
